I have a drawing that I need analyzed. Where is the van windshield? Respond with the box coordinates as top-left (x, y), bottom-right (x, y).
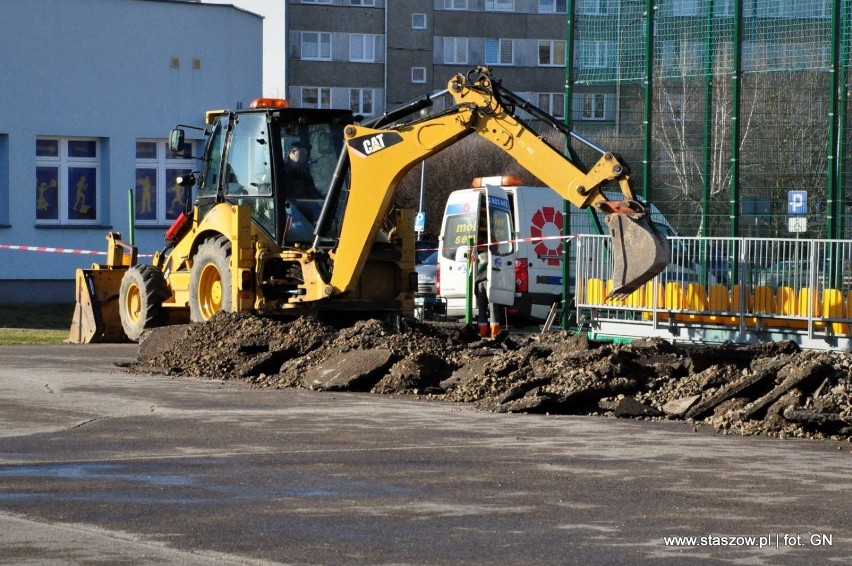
top-left (442, 213), bottom-right (476, 261)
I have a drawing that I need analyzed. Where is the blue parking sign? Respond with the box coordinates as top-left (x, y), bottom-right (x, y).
top-left (788, 191), bottom-right (807, 215)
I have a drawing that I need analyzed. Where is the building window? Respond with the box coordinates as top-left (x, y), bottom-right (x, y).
top-left (764, 0), bottom-right (796, 17)
top-left (538, 0), bottom-right (566, 13)
top-left (673, 0), bottom-right (736, 17)
top-left (576, 93), bottom-right (608, 121)
top-left (301, 87), bottom-right (332, 108)
top-left (444, 0), bottom-right (467, 10)
top-left (443, 37), bottom-right (469, 64)
top-left (134, 140), bottom-right (196, 225)
top-left (537, 93), bottom-right (565, 119)
top-left (578, 40), bottom-right (610, 68)
top-left (36, 138), bottom-right (101, 224)
top-left (350, 34), bottom-right (380, 63)
top-left (301, 32), bottom-right (331, 60)
top-left (302, 0), bottom-right (332, 4)
top-left (350, 88), bottom-right (374, 116)
top-left (577, 0), bottom-right (607, 15)
top-left (350, 0), bottom-right (375, 5)
top-left (411, 67), bottom-right (427, 83)
top-left (412, 13), bottom-right (427, 29)
top-left (485, 0), bottom-right (514, 10)
top-left (485, 38), bottom-right (514, 66)
top-left (538, 39), bottom-right (566, 66)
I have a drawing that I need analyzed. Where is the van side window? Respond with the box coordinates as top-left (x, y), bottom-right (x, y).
top-left (489, 207), bottom-right (514, 256)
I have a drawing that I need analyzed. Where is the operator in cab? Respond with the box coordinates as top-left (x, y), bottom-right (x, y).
top-left (284, 141), bottom-right (322, 199)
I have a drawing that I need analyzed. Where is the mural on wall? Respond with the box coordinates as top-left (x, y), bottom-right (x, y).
top-left (68, 167), bottom-right (97, 220)
top-left (68, 140), bottom-right (98, 220)
top-left (135, 168), bottom-right (157, 221)
top-left (35, 167), bottom-right (59, 220)
top-left (166, 168), bottom-right (192, 219)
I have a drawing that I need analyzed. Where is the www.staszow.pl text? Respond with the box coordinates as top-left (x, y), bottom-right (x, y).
top-left (664, 534), bottom-right (832, 548)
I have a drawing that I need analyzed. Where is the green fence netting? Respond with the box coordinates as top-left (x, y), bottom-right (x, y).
top-left (567, 0), bottom-right (850, 239)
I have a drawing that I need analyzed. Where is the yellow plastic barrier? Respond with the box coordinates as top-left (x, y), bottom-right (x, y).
top-left (586, 278), bottom-right (606, 305)
top-left (604, 279), bottom-right (623, 306)
top-left (707, 284), bottom-right (729, 323)
top-left (821, 288), bottom-right (849, 335)
top-left (775, 286), bottom-right (800, 328)
top-left (665, 282), bottom-right (686, 310)
top-left (664, 282), bottom-right (686, 323)
top-left (623, 284), bottom-right (645, 309)
top-left (847, 290), bottom-right (852, 330)
top-left (685, 283), bottom-right (708, 323)
top-left (642, 281), bottom-right (663, 320)
top-left (728, 284), bottom-right (752, 324)
top-left (797, 287), bottom-right (823, 330)
top-left (752, 285), bottom-right (777, 327)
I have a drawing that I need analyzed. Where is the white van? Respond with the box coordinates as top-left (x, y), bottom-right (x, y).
top-left (436, 182), bottom-right (517, 319)
top-left (438, 176), bottom-right (678, 322)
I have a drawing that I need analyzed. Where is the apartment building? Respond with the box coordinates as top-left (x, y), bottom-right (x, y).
top-left (286, 0), bottom-right (573, 120)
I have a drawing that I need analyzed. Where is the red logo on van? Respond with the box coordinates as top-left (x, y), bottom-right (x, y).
top-left (530, 206), bottom-right (562, 266)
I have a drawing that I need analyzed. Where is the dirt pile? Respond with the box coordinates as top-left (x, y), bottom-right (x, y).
top-left (129, 313), bottom-right (852, 442)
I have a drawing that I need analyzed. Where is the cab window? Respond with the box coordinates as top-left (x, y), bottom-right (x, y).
top-left (198, 118), bottom-right (227, 199)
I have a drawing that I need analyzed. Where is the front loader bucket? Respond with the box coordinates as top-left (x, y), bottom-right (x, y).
top-left (605, 210), bottom-right (670, 300)
top-left (68, 268), bottom-right (128, 344)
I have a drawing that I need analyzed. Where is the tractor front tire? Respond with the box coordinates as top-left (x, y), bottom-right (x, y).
top-left (119, 264), bottom-right (169, 342)
top-left (189, 235), bottom-right (232, 322)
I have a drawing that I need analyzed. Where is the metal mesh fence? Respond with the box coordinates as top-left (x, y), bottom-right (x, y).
top-left (569, 0), bottom-right (850, 240)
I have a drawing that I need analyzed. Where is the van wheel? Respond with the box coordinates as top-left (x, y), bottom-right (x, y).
top-left (189, 236), bottom-right (232, 322)
top-left (119, 264), bottom-right (169, 342)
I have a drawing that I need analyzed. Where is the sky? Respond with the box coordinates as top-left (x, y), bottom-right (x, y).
top-left (203, 0), bottom-right (286, 98)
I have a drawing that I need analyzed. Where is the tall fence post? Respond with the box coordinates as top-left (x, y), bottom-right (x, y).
top-left (729, 0), bottom-right (744, 242)
top-left (641, 0), bottom-right (655, 202)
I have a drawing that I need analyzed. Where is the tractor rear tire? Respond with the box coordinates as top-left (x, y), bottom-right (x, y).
top-left (119, 264), bottom-right (169, 342)
top-left (189, 235), bottom-right (232, 323)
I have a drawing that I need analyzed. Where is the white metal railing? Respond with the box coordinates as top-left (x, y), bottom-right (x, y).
top-left (573, 235), bottom-right (852, 349)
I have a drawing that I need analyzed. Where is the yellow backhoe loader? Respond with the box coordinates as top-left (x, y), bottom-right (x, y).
top-left (70, 66), bottom-right (669, 343)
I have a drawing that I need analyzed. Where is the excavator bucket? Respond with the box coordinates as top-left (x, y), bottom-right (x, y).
top-left (605, 208), bottom-right (670, 300)
top-left (68, 267), bottom-right (128, 343)
top-left (68, 232), bottom-right (135, 344)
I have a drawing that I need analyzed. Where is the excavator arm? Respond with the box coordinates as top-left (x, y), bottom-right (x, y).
top-left (306, 66), bottom-right (668, 302)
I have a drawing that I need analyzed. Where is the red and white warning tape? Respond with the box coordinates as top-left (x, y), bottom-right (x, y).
top-left (418, 233), bottom-right (577, 253)
top-left (0, 243), bottom-right (107, 255)
top-left (2, 233), bottom-right (582, 258)
top-left (0, 243), bottom-right (154, 258)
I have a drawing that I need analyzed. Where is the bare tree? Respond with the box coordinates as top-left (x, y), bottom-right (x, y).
top-left (652, 52), bottom-right (830, 238)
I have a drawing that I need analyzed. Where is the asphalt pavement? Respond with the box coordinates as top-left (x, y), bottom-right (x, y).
top-left (0, 344), bottom-right (850, 565)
